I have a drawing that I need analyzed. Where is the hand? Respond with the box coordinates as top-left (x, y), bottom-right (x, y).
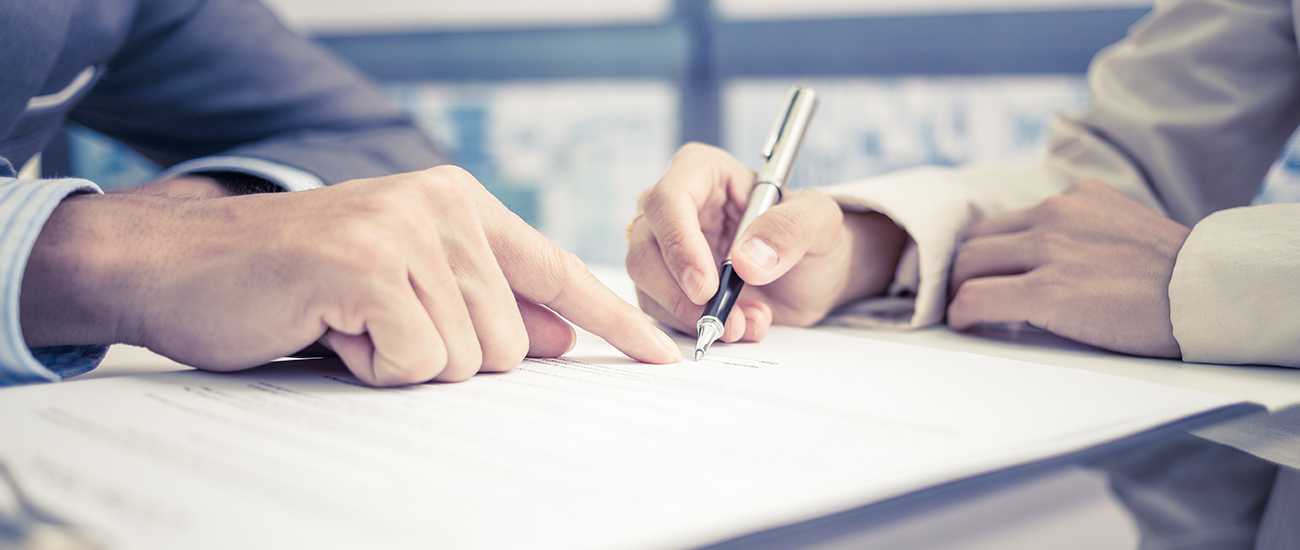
top-left (948, 179), bottom-right (1191, 358)
top-left (627, 143), bottom-right (907, 343)
top-left (23, 166), bottom-right (681, 385)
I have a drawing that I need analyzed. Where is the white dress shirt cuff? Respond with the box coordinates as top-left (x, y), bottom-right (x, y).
top-left (1169, 203), bottom-right (1300, 368)
top-left (157, 156), bottom-right (325, 193)
top-left (815, 166), bottom-right (980, 330)
top-left (0, 176), bottom-right (106, 385)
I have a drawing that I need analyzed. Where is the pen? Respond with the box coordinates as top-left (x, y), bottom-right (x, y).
top-left (695, 85), bottom-right (818, 360)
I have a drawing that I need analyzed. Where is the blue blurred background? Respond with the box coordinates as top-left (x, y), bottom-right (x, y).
top-left (60, 0), bottom-right (1300, 264)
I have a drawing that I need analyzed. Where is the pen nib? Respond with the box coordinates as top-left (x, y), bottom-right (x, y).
top-left (693, 316), bottom-right (723, 362)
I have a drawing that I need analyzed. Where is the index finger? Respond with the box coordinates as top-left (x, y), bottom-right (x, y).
top-left (538, 256), bottom-right (683, 364)
top-left (484, 205), bottom-right (681, 364)
top-left (640, 143), bottom-right (757, 304)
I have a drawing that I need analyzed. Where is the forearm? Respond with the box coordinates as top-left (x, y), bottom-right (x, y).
top-left (20, 193), bottom-right (162, 348)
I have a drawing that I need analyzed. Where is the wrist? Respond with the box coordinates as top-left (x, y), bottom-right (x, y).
top-left (834, 211), bottom-right (908, 309)
top-left (20, 193), bottom-right (175, 348)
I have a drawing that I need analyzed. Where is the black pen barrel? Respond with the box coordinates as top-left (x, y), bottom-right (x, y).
top-left (703, 261), bottom-right (745, 323)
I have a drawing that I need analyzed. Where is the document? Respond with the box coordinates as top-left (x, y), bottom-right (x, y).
top-left (0, 327), bottom-right (1246, 549)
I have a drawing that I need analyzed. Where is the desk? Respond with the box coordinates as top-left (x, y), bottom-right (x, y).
top-left (69, 266), bottom-right (1300, 549)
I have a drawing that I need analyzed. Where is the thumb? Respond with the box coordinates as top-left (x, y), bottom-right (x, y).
top-left (730, 190), bottom-right (844, 286)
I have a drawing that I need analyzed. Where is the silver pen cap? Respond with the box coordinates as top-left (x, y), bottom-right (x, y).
top-left (756, 86), bottom-right (818, 190)
top-left (725, 86), bottom-right (819, 258)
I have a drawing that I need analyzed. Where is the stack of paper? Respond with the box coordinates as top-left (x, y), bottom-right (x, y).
top-left (0, 327), bottom-right (1249, 549)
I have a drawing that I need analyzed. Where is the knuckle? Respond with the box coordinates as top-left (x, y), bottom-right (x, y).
top-left (500, 335), bottom-right (530, 369)
top-left (635, 186), bottom-right (656, 211)
top-left (1036, 194), bottom-right (1071, 217)
top-left (438, 346), bottom-right (483, 382)
top-left (343, 187), bottom-right (424, 238)
top-left (431, 169), bottom-right (478, 205)
top-left (653, 228), bottom-right (695, 266)
top-left (417, 166), bottom-right (485, 210)
top-left (676, 141), bottom-right (716, 160)
top-left (624, 240), bottom-right (657, 280)
top-left (447, 345), bottom-right (488, 382)
top-left (384, 357), bottom-right (436, 386)
top-left (1025, 228), bottom-right (1052, 250)
top-left (357, 186), bottom-right (412, 218)
top-left (1036, 194), bottom-right (1092, 225)
top-left (1026, 229), bottom-right (1069, 260)
top-left (394, 173), bottom-right (484, 236)
top-left (946, 283), bottom-right (982, 328)
top-left (483, 337), bottom-right (527, 372)
top-left (427, 164), bottom-right (476, 188)
top-left (442, 178), bottom-right (477, 207)
top-left (1023, 268), bottom-right (1063, 296)
top-left (636, 291), bottom-right (693, 334)
top-left (557, 249), bottom-right (587, 282)
top-left (946, 293), bottom-right (970, 326)
top-left (1044, 229), bottom-right (1073, 253)
top-left (806, 190), bottom-right (843, 221)
top-left (947, 276), bottom-right (972, 304)
top-left (640, 186), bottom-right (674, 219)
top-left (756, 207), bottom-right (807, 249)
top-left (533, 247), bottom-right (584, 304)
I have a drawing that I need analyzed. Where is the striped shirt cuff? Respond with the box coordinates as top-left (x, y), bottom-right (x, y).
top-left (157, 156), bottom-right (325, 193)
top-left (0, 176), bottom-right (104, 385)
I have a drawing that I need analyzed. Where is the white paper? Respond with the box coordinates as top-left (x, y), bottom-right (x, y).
top-left (0, 327), bottom-right (1240, 549)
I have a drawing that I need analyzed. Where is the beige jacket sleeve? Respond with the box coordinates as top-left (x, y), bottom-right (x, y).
top-left (819, 0), bottom-right (1300, 367)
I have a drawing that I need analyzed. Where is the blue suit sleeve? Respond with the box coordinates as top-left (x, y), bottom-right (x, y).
top-left (68, 0), bottom-right (448, 185)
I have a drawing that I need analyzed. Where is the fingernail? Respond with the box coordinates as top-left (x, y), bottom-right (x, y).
top-left (655, 328), bottom-right (682, 362)
top-left (740, 238), bottom-right (778, 271)
top-left (682, 266), bottom-right (705, 299)
top-left (565, 323), bottom-right (578, 354)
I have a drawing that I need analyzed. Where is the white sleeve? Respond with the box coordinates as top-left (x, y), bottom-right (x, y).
top-left (0, 174), bottom-right (107, 385)
top-left (818, 163), bottom-right (1072, 329)
top-left (814, 0), bottom-right (1300, 369)
top-left (1054, 0), bottom-right (1300, 365)
top-left (1170, 204), bottom-right (1300, 367)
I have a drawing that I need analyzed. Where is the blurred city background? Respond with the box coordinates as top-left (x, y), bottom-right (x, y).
top-left (62, 0), bottom-right (1300, 264)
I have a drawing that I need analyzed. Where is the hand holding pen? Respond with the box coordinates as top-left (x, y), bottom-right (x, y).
top-left (694, 86), bottom-right (819, 359)
top-left (625, 87), bottom-right (909, 353)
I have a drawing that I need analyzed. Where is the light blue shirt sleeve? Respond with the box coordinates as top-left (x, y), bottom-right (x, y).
top-left (0, 170), bottom-right (106, 386)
